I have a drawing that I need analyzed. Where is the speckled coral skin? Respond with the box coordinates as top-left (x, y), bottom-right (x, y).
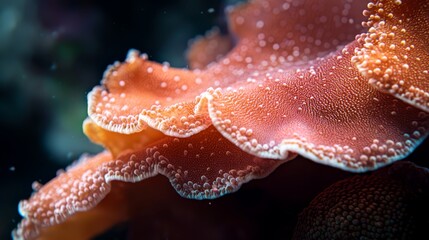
top-left (14, 0), bottom-right (429, 239)
top-left (87, 0), bottom-right (429, 171)
top-left (14, 127), bottom-right (286, 239)
top-left (353, 0), bottom-right (429, 112)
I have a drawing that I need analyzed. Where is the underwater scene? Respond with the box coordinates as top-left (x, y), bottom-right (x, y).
top-left (1, 0), bottom-right (429, 239)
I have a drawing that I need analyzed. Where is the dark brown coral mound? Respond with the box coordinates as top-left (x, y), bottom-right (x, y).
top-left (293, 161), bottom-right (429, 240)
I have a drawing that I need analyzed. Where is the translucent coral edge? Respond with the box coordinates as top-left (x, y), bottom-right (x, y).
top-left (86, 50), bottom-right (149, 135)
top-left (383, 87), bottom-right (429, 114)
top-left (105, 156), bottom-right (278, 200)
top-left (13, 150), bottom-right (283, 240)
top-left (87, 86), bottom-right (148, 135)
top-left (90, 81), bottom-right (428, 173)
top-left (277, 139), bottom-right (426, 173)
top-left (87, 84), bottom-right (213, 137)
top-left (203, 88), bottom-right (428, 172)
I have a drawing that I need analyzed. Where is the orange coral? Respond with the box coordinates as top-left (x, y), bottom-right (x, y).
top-left (353, 0), bottom-right (429, 111)
top-left (14, 0), bottom-right (429, 239)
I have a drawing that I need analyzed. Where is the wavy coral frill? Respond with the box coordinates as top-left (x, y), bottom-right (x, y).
top-left (15, 127), bottom-right (285, 239)
top-left (87, 0), bottom-right (429, 172)
top-left (15, 0), bottom-right (429, 239)
top-left (353, 0), bottom-right (429, 112)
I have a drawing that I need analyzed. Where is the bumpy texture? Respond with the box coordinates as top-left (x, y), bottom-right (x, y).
top-left (14, 0), bottom-right (429, 239)
top-left (14, 127), bottom-right (284, 239)
top-left (292, 161), bottom-right (429, 240)
top-left (87, 0), bottom-right (429, 171)
top-left (353, 0), bottom-right (429, 112)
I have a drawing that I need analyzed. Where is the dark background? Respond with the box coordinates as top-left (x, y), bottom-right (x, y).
top-left (1, 0), bottom-right (428, 239)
